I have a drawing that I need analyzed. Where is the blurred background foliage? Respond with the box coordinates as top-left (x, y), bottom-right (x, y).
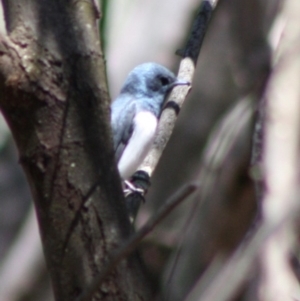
top-left (0, 0), bottom-right (283, 300)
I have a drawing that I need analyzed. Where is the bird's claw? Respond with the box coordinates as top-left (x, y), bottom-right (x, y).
top-left (123, 180), bottom-right (145, 199)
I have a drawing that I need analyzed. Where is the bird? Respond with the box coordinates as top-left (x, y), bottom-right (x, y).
top-left (111, 62), bottom-right (189, 182)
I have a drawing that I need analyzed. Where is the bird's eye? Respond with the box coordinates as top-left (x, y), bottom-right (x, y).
top-left (159, 76), bottom-right (169, 86)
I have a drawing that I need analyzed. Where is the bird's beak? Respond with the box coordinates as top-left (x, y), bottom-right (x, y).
top-left (173, 79), bottom-right (191, 88)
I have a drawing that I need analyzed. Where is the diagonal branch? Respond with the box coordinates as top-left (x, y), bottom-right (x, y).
top-left (77, 183), bottom-right (198, 301)
top-left (126, 0), bottom-right (221, 219)
top-left (140, 0), bottom-right (219, 178)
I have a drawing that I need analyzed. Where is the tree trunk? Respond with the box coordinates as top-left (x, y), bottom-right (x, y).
top-left (0, 1), bottom-right (151, 300)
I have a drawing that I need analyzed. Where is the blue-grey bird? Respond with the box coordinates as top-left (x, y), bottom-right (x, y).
top-left (111, 62), bottom-right (189, 180)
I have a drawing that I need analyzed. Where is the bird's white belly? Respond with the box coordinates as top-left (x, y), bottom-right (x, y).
top-left (118, 111), bottom-right (157, 180)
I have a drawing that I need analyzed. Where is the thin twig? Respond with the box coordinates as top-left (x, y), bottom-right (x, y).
top-left (76, 183), bottom-right (198, 301)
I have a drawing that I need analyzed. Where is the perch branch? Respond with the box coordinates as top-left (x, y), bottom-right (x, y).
top-left (126, 0), bottom-right (221, 219)
top-left (139, 0), bottom-right (219, 177)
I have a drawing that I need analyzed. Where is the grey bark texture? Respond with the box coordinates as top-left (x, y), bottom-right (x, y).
top-left (0, 1), bottom-right (151, 300)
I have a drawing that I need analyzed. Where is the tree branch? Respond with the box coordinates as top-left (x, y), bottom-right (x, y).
top-left (126, 0), bottom-right (221, 220)
top-left (140, 0), bottom-right (219, 177)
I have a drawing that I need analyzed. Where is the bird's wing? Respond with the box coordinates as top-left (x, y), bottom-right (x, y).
top-left (111, 98), bottom-right (137, 162)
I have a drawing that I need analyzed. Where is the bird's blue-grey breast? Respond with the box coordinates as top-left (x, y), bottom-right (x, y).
top-left (111, 62), bottom-right (186, 180)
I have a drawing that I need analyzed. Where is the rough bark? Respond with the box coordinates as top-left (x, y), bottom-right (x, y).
top-left (0, 1), bottom-right (151, 300)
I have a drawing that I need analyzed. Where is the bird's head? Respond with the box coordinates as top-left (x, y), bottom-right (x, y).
top-left (121, 63), bottom-right (189, 105)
